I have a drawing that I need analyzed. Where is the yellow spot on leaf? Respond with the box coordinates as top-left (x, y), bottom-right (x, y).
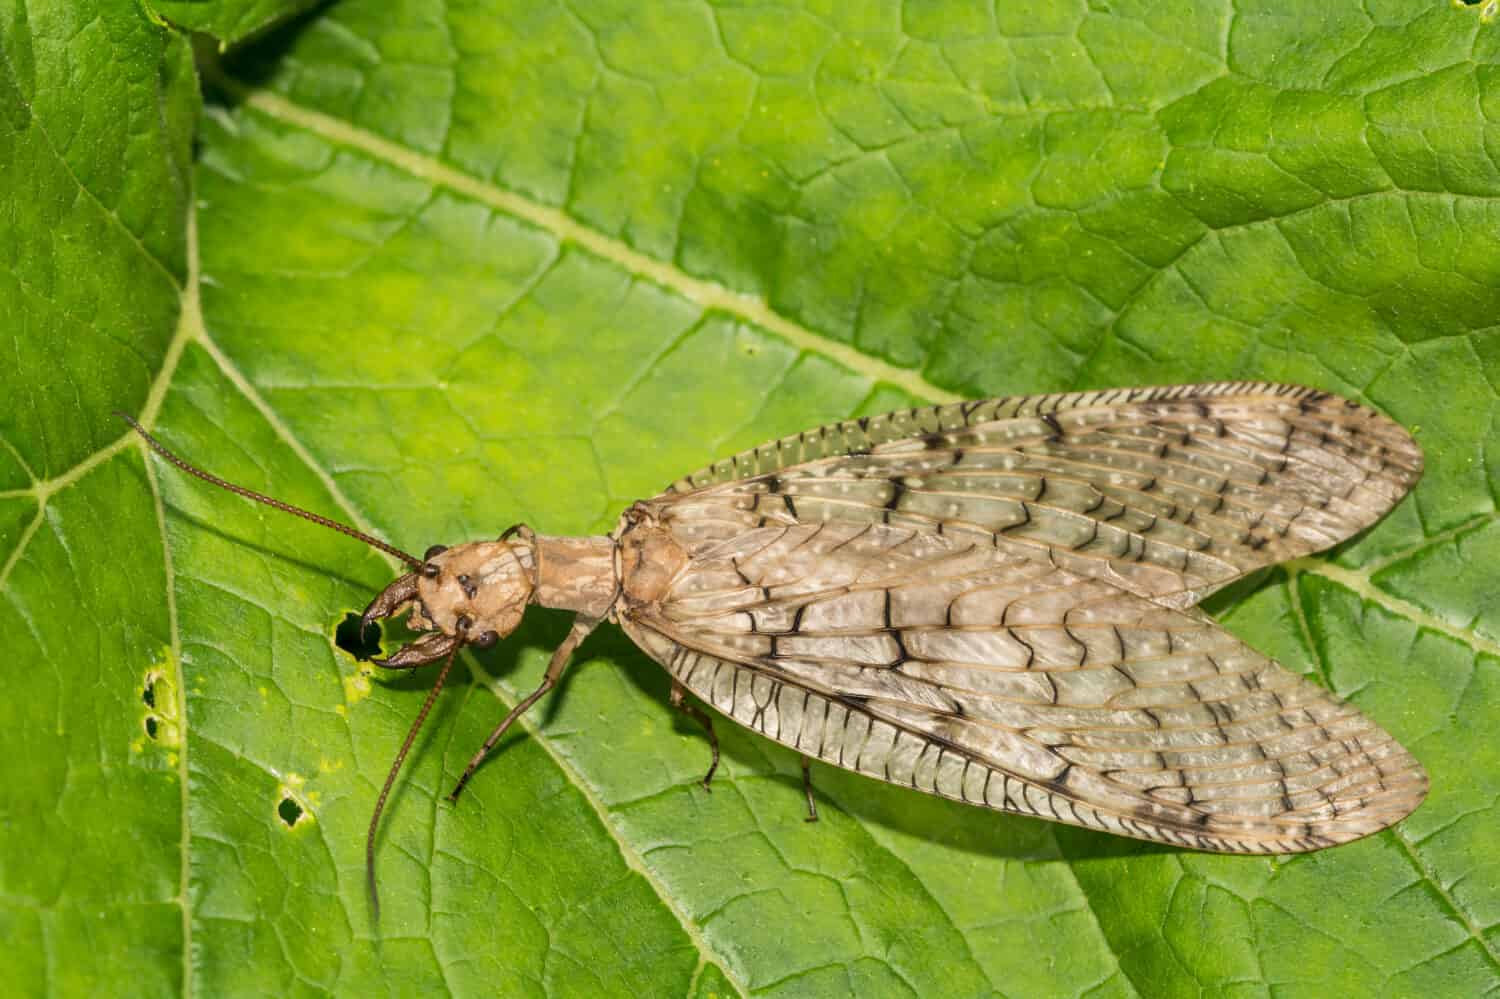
top-left (343, 669), bottom-right (372, 708)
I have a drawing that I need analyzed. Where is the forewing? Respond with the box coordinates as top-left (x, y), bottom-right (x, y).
top-left (619, 521), bottom-right (1426, 853)
top-left (658, 383), bottom-right (1421, 607)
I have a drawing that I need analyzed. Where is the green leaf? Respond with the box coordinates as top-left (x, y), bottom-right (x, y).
top-left (6, 0), bottom-right (1500, 995)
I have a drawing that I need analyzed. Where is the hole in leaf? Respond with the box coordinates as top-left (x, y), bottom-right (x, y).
top-left (277, 796), bottom-right (304, 827)
top-left (142, 677), bottom-right (156, 708)
top-left (336, 612), bottom-right (382, 662)
top-left (144, 716), bottom-right (159, 740)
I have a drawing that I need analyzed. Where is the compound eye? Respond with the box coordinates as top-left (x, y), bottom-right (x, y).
top-left (473, 630), bottom-right (499, 650)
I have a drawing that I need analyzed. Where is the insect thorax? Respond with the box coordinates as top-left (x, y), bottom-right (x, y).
top-left (531, 532), bottom-right (619, 619)
top-left (612, 504), bottom-right (689, 611)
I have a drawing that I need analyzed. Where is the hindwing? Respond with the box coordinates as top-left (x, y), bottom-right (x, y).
top-left (618, 521), bottom-right (1426, 852)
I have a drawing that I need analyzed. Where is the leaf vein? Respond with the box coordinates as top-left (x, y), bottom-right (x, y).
top-left (207, 70), bottom-right (961, 406)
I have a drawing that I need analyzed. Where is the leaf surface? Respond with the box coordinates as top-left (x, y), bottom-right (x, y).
top-left (5, 1), bottom-right (1500, 995)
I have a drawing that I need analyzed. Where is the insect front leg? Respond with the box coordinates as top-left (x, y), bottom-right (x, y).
top-left (447, 612), bottom-right (600, 803)
top-left (669, 681), bottom-right (719, 791)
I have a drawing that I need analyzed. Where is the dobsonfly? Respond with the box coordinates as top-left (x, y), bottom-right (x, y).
top-left (120, 381), bottom-right (1429, 918)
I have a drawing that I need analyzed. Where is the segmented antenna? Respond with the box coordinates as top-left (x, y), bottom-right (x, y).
top-left (367, 638), bottom-right (460, 923)
top-left (116, 412), bottom-right (422, 570)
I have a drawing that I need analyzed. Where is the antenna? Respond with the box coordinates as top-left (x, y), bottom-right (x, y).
top-left (116, 413), bottom-right (423, 570)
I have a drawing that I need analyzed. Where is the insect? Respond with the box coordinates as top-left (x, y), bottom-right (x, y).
top-left (120, 381), bottom-right (1428, 917)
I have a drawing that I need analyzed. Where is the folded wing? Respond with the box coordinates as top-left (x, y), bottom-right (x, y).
top-left (618, 521), bottom-right (1427, 853)
top-left (659, 382), bottom-right (1421, 608)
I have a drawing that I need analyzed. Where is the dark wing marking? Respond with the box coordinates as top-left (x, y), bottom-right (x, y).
top-left (618, 521), bottom-right (1427, 853)
top-left (657, 383), bottom-right (1421, 607)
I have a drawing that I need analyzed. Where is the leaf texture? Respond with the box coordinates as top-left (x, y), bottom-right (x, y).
top-left (6, 1), bottom-right (1500, 996)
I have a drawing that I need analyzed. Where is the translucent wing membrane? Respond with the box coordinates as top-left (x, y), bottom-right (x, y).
top-left (619, 521), bottom-right (1427, 852)
top-left (660, 382), bottom-right (1422, 608)
top-left (627, 383), bottom-right (1426, 851)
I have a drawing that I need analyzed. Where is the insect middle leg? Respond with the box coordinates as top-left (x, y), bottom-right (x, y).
top-left (669, 681), bottom-right (719, 791)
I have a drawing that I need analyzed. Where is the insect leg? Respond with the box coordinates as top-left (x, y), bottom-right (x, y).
top-left (447, 613), bottom-right (600, 803)
top-left (669, 681), bottom-right (719, 791)
top-left (801, 756), bottom-right (819, 823)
